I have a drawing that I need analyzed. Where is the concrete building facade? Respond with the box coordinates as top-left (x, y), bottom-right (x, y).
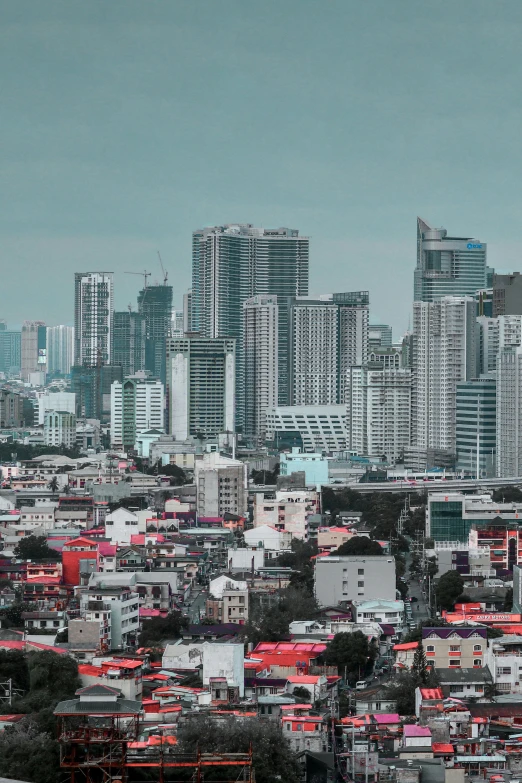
top-left (314, 555), bottom-right (396, 607)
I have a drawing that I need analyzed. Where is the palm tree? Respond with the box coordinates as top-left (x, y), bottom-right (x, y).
top-left (47, 476), bottom-right (59, 492)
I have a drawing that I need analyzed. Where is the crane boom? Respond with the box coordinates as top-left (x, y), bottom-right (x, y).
top-left (124, 270), bottom-right (151, 288)
top-left (157, 251), bottom-right (168, 285)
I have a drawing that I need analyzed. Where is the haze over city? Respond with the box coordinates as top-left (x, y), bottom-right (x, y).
top-left (4, 0), bottom-right (522, 333)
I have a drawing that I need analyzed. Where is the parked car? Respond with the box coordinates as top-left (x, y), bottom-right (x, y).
top-left (355, 680), bottom-right (369, 690)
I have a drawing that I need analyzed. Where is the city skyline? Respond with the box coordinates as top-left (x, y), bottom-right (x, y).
top-left (4, 2), bottom-right (522, 335)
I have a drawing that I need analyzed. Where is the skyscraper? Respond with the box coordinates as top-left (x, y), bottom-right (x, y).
top-left (47, 325), bottom-right (74, 375)
top-left (113, 311), bottom-right (145, 377)
top-left (455, 376), bottom-right (496, 478)
top-left (287, 292), bottom-right (369, 407)
top-left (412, 296), bottom-right (478, 455)
top-left (166, 336), bottom-right (235, 441)
top-left (137, 284), bottom-right (173, 384)
top-left (21, 321), bottom-right (46, 381)
top-left (0, 328), bottom-right (21, 376)
top-left (243, 295), bottom-right (278, 444)
top-left (191, 225), bottom-right (309, 414)
top-left (493, 272), bottom-right (522, 316)
top-left (74, 272), bottom-right (114, 366)
top-left (496, 346), bottom-right (522, 478)
top-left (414, 217), bottom-right (487, 302)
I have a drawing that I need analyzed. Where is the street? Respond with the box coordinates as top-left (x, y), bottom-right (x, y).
top-left (405, 550), bottom-right (430, 623)
top-left (184, 588), bottom-right (208, 624)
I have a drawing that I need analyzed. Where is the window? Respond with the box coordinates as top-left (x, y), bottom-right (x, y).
top-left (473, 644), bottom-right (482, 651)
top-left (286, 724), bottom-right (291, 731)
top-left (358, 581), bottom-right (364, 588)
top-left (426, 645), bottom-right (435, 652)
top-left (474, 659), bottom-right (482, 667)
top-left (358, 569), bottom-right (364, 575)
top-left (449, 645), bottom-right (461, 652)
top-left (497, 667), bottom-right (511, 675)
top-left (449, 660), bottom-right (461, 667)
top-left (475, 685), bottom-right (484, 693)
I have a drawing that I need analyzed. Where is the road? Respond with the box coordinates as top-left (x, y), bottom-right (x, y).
top-left (184, 588), bottom-right (208, 624)
top-left (405, 551), bottom-right (431, 623)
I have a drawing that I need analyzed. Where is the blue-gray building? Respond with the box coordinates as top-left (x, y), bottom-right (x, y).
top-left (455, 375), bottom-right (496, 478)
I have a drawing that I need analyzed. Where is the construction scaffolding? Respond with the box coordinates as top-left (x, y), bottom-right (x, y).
top-left (56, 713), bottom-right (255, 783)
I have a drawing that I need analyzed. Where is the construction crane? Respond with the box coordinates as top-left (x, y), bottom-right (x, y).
top-left (124, 270), bottom-right (151, 288)
top-left (157, 251), bottom-right (168, 285)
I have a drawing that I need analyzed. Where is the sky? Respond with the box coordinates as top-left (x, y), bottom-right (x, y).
top-left (3, 0), bottom-right (522, 336)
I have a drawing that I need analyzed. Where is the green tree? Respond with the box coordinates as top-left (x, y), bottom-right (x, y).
top-left (243, 587), bottom-right (318, 647)
top-left (13, 536), bottom-right (60, 562)
top-left (47, 476), bottom-right (59, 492)
top-left (0, 721), bottom-right (60, 783)
top-left (0, 649), bottom-right (30, 694)
top-left (0, 601), bottom-right (37, 629)
top-left (178, 715), bottom-right (300, 783)
top-left (334, 537), bottom-right (383, 556)
top-left (324, 631), bottom-right (377, 683)
top-left (292, 686), bottom-right (311, 702)
top-left (386, 670), bottom-right (439, 715)
top-left (435, 570), bottom-right (464, 611)
top-left (138, 611), bottom-right (188, 647)
top-left (403, 618), bottom-right (447, 644)
top-left (250, 465), bottom-right (280, 485)
top-left (152, 461), bottom-right (187, 485)
top-left (412, 642), bottom-right (428, 684)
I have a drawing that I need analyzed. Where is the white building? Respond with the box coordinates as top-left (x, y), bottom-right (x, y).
top-left (314, 556), bottom-right (396, 607)
top-left (497, 345), bottom-right (522, 477)
top-left (347, 365), bottom-right (411, 463)
top-left (412, 296), bottom-right (478, 454)
top-left (46, 325), bottom-right (74, 375)
top-left (290, 298), bottom-right (340, 405)
top-left (84, 573), bottom-right (140, 648)
top-left (110, 376), bottom-right (164, 450)
top-left (243, 524), bottom-right (292, 555)
top-left (253, 489), bottom-right (318, 540)
top-left (166, 336), bottom-right (235, 441)
top-left (104, 507), bottom-right (140, 544)
top-left (486, 635), bottom-right (522, 694)
top-left (209, 575), bottom-right (248, 599)
top-left (352, 599), bottom-right (405, 632)
top-left (202, 642), bottom-right (245, 697)
top-left (265, 404), bottom-right (350, 452)
top-left (37, 391), bottom-right (76, 425)
top-left (243, 295), bottom-right (278, 444)
top-left (194, 452), bottom-right (248, 517)
top-left (44, 410), bottom-right (76, 449)
top-left (74, 272), bottom-right (114, 366)
top-left (226, 547), bottom-right (264, 572)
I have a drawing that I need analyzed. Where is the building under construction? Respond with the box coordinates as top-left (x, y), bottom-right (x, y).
top-left (54, 683), bottom-right (255, 782)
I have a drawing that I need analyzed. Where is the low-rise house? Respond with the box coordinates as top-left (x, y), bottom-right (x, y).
top-left (394, 641), bottom-right (419, 670)
top-left (355, 688), bottom-right (398, 715)
top-left (353, 599), bottom-right (405, 632)
top-left (22, 610), bottom-right (66, 632)
top-left (243, 524), bottom-right (292, 558)
top-left (435, 667), bottom-right (493, 699)
top-left (78, 658), bottom-right (143, 700)
top-left (399, 725), bottom-right (433, 759)
top-left (282, 708), bottom-right (328, 753)
top-left (286, 674), bottom-right (328, 703)
top-left (486, 635), bottom-right (522, 694)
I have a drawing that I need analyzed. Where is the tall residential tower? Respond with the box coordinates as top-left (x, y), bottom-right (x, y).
top-left (74, 272), bottom-right (114, 366)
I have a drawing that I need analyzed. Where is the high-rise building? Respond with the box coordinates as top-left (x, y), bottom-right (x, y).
top-left (47, 325), bottom-right (74, 375)
top-left (74, 272), bottom-right (114, 366)
top-left (191, 225), bottom-right (309, 413)
top-left (44, 410), bottom-right (76, 449)
top-left (347, 364), bottom-right (412, 463)
top-left (493, 272), bottom-right (522, 316)
top-left (137, 284), bottom-right (173, 384)
top-left (194, 452), bottom-right (248, 517)
top-left (183, 290), bottom-right (192, 334)
top-left (455, 376), bottom-right (497, 478)
top-left (0, 329), bottom-right (21, 375)
top-left (171, 309), bottom-right (184, 338)
top-left (37, 391), bottom-right (76, 425)
top-left (0, 390), bottom-right (23, 427)
top-left (243, 295), bottom-right (278, 444)
top-left (414, 217), bottom-right (487, 302)
top-left (496, 345), bottom-right (522, 478)
top-left (369, 323), bottom-right (393, 348)
top-left (71, 364), bottom-right (122, 422)
top-left (113, 311), bottom-right (145, 377)
top-left (110, 376), bottom-right (164, 450)
top-left (412, 296), bottom-right (478, 455)
top-left (289, 298), bottom-right (339, 406)
top-left (287, 292), bottom-right (369, 406)
top-left (477, 314), bottom-right (522, 376)
top-left (265, 404), bottom-right (350, 453)
top-left (166, 336), bottom-right (235, 441)
top-left (21, 321), bottom-right (46, 381)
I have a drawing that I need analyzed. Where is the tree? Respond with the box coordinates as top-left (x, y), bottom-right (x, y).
top-left (324, 631), bottom-right (377, 683)
top-left (403, 618), bottom-right (447, 644)
top-left (278, 539), bottom-right (318, 595)
top-left (435, 570), bottom-right (464, 611)
top-left (138, 611), bottom-right (188, 648)
top-left (250, 464), bottom-right (280, 485)
top-left (334, 537), bottom-right (383, 557)
top-left (386, 670), bottom-right (439, 715)
top-left (47, 476), bottom-right (59, 492)
top-left (154, 462), bottom-right (187, 485)
top-left (178, 715), bottom-right (300, 783)
top-left (13, 536), bottom-right (60, 562)
top-left (0, 721), bottom-right (60, 783)
top-left (292, 686), bottom-right (311, 702)
top-left (242, 587), bottom-right (319, 647)
top-left (0, 601), bottom-right (37, 629)
top-left (412, 642), bottom-right (428, 684)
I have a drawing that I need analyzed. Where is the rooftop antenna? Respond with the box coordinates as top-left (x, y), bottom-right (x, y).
top-left (157, 251), bottom-right (168, 285)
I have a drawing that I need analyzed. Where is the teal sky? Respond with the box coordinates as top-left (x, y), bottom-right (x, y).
top-left (3, 0), bottom-right (522, 336)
